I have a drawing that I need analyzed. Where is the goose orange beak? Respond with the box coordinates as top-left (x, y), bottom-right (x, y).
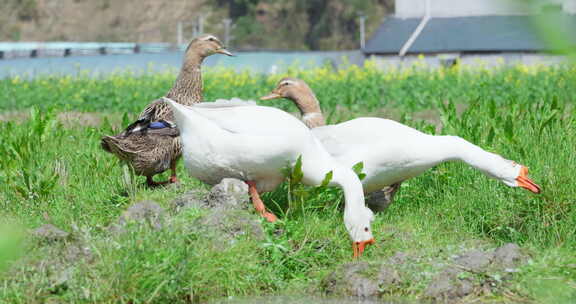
top-left (260, 92), bottom-right (281, 100)
top-left (352, 238), bottom-right (376, 258)
top-left (516, 166), bottom-right (541, 194)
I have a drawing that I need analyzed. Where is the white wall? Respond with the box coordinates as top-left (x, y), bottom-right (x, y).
top-left (369, 53), bottom-right (568, 69)
top-left (561, 0), bottom-right (576, 13)
top-left (395, 0), bottom-right (576, 18)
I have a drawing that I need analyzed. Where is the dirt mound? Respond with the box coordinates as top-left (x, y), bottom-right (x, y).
top-left (173, 178), bottom-right (264, 243)
top-left (424, 244), bottom-right (527, 302)
top-left (172, 178), bottom-right (249, 213)
top-left (109, 200), bottom-right (166, 233)
top-left (322, 243), bottom-right (527, 302)
top-left (32, 224), bottom-right (70, 242)
top-left (322, 256), bottom-right (403, 298)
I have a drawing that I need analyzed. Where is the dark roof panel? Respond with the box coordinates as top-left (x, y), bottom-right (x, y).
top-left (364, 18), bottom-right (421, 54)
top-left (364, 15), bottom-right (576, 54)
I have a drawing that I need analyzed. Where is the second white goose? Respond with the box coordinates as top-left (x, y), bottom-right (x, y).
top-left (163, 97), bottom-right (376, 257)
top-left (261, 78), bottom-right (541, 211)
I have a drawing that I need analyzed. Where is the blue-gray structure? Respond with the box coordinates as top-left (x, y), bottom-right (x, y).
top-left (364, 14), bottom-right (576, 55)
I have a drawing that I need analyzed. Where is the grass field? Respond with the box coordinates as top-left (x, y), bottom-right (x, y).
top-left (0, 62), bottom-right (575, 303)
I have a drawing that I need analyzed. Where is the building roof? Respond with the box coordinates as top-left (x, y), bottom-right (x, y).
top-left (364, 15), bottom-right (576, 54)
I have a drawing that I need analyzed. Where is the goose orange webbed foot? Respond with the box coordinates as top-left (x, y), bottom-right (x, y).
top-left (246, 180), bottom-right (278, 223)
top-left (262, 211), bottom-right (278, 223)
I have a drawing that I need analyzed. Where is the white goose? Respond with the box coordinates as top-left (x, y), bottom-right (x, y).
top-left (260, 78), bottom-right (541, 211)
top-left (163, 97), bottom-right (376, 257)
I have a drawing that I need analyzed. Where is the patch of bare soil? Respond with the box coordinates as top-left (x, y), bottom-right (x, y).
top-left (56, 112), bottom-right (104, 128)
top-left (0, 111), bottom-right (123, 128)
top-left (322, 243), bottom-right (527, 302)
top-left (171, 178), bottom-right (265, 244)
top-left (0, 111), bottom-right (29, 123)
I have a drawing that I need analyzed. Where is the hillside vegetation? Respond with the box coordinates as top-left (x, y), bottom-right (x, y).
top-left (1, 0), bottom-right (392, 50)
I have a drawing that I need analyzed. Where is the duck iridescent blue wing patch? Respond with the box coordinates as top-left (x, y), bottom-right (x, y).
top-left (149, 121), bottom-right (169, 129)
top-left (146, 120), bottom-right (179, 137)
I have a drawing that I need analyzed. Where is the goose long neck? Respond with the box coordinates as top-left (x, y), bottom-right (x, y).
top-left (436, 136), bottom-right (513, 179)
top-left (290, 91), bottom-right (325, 128)
top-left (166, 53), bottom-right (204, 105)
top-left (331, 166), bottom-right (366, 215)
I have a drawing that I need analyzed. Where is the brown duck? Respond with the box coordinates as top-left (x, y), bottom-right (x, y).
top-left (101, 34), bottom-right (232, 186)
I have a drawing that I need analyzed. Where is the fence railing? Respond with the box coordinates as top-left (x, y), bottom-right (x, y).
top-left (0, 42), bottom-right (186, 60)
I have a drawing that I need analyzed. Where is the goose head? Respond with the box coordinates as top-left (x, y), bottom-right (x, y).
top-left (260, 78), bottom-right (325, 128)
top-left (345, 206), bottom-right (376, 258)
top-left (472, 150), bottom-right (541, 193)
top-left (450, 137), bottom-right (542, 193)
top-left (260, 78), bottom-right (312, 100)
top-left (497, 162), bottom-right (541, 194)
top-left (186, 34), bottom-right (233, 60)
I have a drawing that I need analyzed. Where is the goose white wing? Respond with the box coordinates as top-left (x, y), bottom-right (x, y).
top-left (314, 117), bottom-right (424, 145)
top-left (311, 126), bottom-right (349, 158)
top-left (194, 98), bottom-right (257, 108)
top-left (192, 102), bottom-right (310, 137)
top-left (312, 118), bottom-right (390, 158)
top-left (312, 117), bottom-right (429, 166)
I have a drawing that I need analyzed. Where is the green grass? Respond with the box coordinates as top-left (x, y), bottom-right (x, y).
top-left (0, 64), bottom-right (575, 303)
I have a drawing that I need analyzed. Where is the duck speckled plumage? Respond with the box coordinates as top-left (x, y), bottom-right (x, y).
top-left (101, 34), bottom-right (232, 186)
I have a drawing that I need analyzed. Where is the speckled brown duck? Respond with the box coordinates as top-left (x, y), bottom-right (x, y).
top-left (101, 34), bottom-right (232, 187)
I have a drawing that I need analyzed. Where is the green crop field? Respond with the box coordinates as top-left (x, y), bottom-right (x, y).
top-left (0, 62), bottom-right (575, 303)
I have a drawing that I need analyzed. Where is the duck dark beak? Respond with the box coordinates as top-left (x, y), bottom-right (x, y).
top-left (260, 91), bottom-right (281, 100)
top-left (516, 166), bottom-right (541, 194)
top-left (216, 48), bottom-right (234, 56)
top-left (352, 238), bottom-right (376, 258)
